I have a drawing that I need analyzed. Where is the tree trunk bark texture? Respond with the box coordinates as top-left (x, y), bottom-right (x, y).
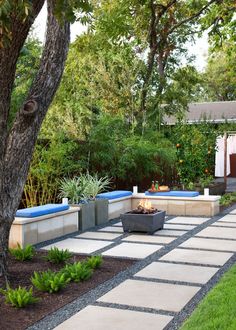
top-left (0, 0), bottom-right (70, 283)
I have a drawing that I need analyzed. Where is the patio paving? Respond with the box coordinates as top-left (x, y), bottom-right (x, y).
top-left (154, 229), bottom-right (188, 236)
top-left (164, 223), bottom-right (196, 230)
top-left (196, 226), bottom-right (236, 240)
top-left (37, 211), bottom-right (236, 330)
top-left (122, 234), bottom-right (176, 244)
top-left (76, 232), bottom-right (122, 240)
top-left (98, 226), bottom-right (124, 233)
top-left (43, 238), bottom-right (113, 254)
top-left (98, 279), bottom-right (200, 312)
top-left (167, 217), bottom-right (209, 225)
top-left (160, 248), bottom-right (233, 266)
top-left (54, 305), bottom-right (173, 330)
top-left (102, 242), bottom-right (162, 259)
top-left (134, 261), bottom-right (219, 284)
top-left (180, 237), bottom-right (236, 252)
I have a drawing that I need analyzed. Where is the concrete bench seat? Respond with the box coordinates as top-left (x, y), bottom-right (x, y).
top-left (16, 204), bottom-right (69, 218)
top-left (145, 191), bottom-right (199, 197)
top-left (96, 190), bottom-right (133, 200)
top-left (9, 206), bottom-right (79, 248)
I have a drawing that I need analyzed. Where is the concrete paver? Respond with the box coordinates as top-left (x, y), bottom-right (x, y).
top-left (167, 217), bottom-right (209, 225)
top-left (217, 215), bottom-right (236, 223)
top-left (43, 238), bottom-right (113, 254)
top-left (98, 279), bottom-right (200, 312)
top-left (164, 224), bottom-right (196, 230)
top-left (98, 226), bottom-right (124, 233)
top-left (160, 248), bottom-right (232, 266)
top-left (102, 242), bottom-right (162, 259)
top-left (154, 229), bottom-right (188, 236)
top-left (180, 237), bottom-right (236, 252)
top-left (135, 261), bottom-right (219, 284)
top-left (76, 232), bottom-right (122, 240)
top-left (122, 234), bottom-right (175, 244)
top-left (54, 306), bottom-right (173, 330)
top-left (196, 226), bottom-right (236, 240)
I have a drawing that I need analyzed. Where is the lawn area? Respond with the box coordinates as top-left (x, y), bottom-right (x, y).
top-left (181, 263), bottom-right (236, 330)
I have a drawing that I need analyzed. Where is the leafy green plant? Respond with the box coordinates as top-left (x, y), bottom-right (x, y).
top-left (31, 270), bottom-right (69, 293)
top-left (61, 262), bottom-right (93, 282)
top-left (85, 255), bottom-right (103, 269)
top-left (45, 247), bottom-right (72, 264)
top-left (220, 193), bottom-right (236, 207)
top-left (0, 286), bottom-right (39, 308)
top-left (81, 173), bottom-right (110, 200)
top-left (9, 243), bottom-right (35, 261)
top-left (58, 176), bottom-right (83, 204)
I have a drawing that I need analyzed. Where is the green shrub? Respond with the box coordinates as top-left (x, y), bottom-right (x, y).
top-left (45, 247), bottom-right (72, 264)
top-left (31, 270), bottom-right (69, 293)
top-left (0, 286), bottom-right (39, 308)
top-left (85, 255), bottom-right (103, 269)
top-left (220, 192), bottom-right (236, 207)
top-left (9, 243), bottom-right (35, 261)
top-left (61, 262), bottom-right (93, 282)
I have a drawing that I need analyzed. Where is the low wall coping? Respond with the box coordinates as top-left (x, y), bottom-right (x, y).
top-left (132, 193), bottom-right (220, 202)
top-left (13, 206), bottom-right (80, 225)
top-left (108, 196), bottom-right (133, 204)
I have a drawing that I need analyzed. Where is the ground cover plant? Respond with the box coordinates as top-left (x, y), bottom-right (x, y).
top-left (9, 244), bottom-right (35, 261)
top-left (220, 192), bottom-right (236, 208)
top-left (0, 250), bottom-right (134, 330)
top-left (45, 247), bottom-right (72, 264)
top-left (181, 264), bottom-right (236, 330)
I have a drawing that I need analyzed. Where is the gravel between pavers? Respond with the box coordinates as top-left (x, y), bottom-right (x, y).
top-left (28, 206), bottom-right (236, 330)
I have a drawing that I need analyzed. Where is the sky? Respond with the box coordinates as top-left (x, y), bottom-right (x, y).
top-left (33, 4), bottom-right (209, 71)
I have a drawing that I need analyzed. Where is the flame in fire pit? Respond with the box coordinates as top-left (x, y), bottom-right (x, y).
top-left (138, 199), bottom-right (152, 210)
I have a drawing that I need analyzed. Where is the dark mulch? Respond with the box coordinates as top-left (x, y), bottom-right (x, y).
top-left (0, 251), bottom-right (135, 330)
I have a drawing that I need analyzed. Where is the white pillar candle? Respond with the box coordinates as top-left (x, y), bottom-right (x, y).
top-left (204, 188), bottom-right (209, 196)
top-left (133, 186), bottom-right (138, 194)
top-left (62, 197), bottom-right (69, 204)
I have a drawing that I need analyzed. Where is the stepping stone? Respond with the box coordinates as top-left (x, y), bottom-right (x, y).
top-left (76, 232), bottom-right (122, 240)
top-left (122, 234), bottom-right (175, 244)
top-left (135, 261), bottom-right (219, 284)
top-left (167, 217), bottom-right (209, 225)
top-left (98, 279), bottom-right (200, 312)
top-left (112, 222), bottom-right (122, 227)
top-left (160, 248), bottom-right (232, 266)
top-left (180, 237), bottom-right (236, 252)
top-left (54, 305), bottom-right (173, 330)
top-left (196, 226), bottom-right (236, 240)
top-left (43, 238), bottom-right (113, 254)
top-left (164, 224), bottom-right (196, 230)
top-left (102, 242), bottom-right (162, 259)
top-left (230, 209), bottom-right (236, 214)
top-left (154, 229), bottom-right (188, 237)
top-left (217, 215), bottom-right (236, 223)
top-left (99, 226), bottom-right (124, 233)
top-left (212, 222), bottom-right (236, 228)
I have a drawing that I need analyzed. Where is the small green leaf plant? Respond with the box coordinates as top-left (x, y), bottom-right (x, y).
top-left (9, 243), bottom-right (35, 261)
top-left (85, 255), bottom-right (103, 269)
top-left (61, 262), bottom-right (93, 282)
top-left (31, 270), bottom-right (69, 293)
top-left (45, 247), bottom-right (72, 264)
top-left (0, 286), bottom-right (39, 308)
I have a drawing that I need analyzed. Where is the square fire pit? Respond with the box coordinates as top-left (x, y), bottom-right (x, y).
top-left (121, 210), bottom-right (166, 234)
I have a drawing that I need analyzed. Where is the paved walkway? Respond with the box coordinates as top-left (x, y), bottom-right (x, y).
top-left (30, 207), bottom-right (236, 330)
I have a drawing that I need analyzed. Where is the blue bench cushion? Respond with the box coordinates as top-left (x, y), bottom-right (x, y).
top-left (145, 191), bottom-right (199, 197)
top-left (96, 190), bottom-right (133, 200)
top-left (16, 204), bottom-right (70, 218)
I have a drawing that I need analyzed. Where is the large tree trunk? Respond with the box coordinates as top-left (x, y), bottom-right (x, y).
top-left (0, 0), bottom-right (70, 283)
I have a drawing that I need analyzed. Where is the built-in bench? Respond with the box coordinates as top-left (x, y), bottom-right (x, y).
top-left (9, 204), bottom-right (80, 248)
top-left (97, 190), bottom-right (133, 220)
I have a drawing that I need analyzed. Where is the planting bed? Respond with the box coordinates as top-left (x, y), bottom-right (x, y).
top-left (0, 251), bottom-right (134, 330)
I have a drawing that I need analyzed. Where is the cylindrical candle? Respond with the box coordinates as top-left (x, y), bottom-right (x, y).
top-left (62, 197), bottom-right (69, 204)
top-left (133, 186), bottom-right (138, 194)
top-left (204, 188), bottom-right (209, 196)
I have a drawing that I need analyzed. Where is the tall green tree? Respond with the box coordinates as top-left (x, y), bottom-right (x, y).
top-left (0, 0), bottom-right (91, 282)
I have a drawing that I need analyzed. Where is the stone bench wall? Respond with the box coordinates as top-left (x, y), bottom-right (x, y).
top-left (9, 207), bottom-right (80, 248)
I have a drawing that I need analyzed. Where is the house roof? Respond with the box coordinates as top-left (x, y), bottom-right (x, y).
top-left (164, 101), bottom-right (236, 125)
